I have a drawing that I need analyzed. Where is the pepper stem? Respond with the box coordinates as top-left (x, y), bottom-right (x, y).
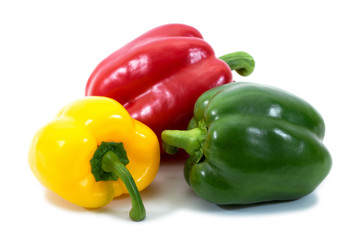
top-left (219, 51), bottom-right (255, 77)
top-left (161, 128), bottom-right (205, 155)
top-left (101, 150), bottom-right (146, 221)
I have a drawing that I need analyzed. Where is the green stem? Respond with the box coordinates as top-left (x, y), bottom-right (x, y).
top-left (101, 151), bottom-right (146, 221)
top-left (219, 51), bottom-right (255, 77)
top-left (162, 142), bottom-right (179, 155)
top-left (161, 128), bottom-right (205, 155)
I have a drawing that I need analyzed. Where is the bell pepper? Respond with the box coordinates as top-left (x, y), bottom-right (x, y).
top-left (28, 97), bottom-right (160, 221)
top-left (162, 82), bottom-right (332, 205)
top-left (85, 23), bottom-right (255, 146)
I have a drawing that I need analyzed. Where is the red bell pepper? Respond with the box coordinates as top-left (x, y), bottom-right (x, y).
top-left (85, 24), bottom-right (254, 147)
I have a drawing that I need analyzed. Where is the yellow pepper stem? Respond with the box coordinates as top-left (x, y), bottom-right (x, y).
top-left (101, 150), bottom-right (146, 221)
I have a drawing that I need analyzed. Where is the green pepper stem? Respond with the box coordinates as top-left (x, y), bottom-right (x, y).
top-left (161, 128), bottom-right (205, 155)
top-left (162, 142), bottom-right (179, 155)
top-left (101, 151), bottom-right (146, 221)
top-left (219, 51), bottom-right (255, 77)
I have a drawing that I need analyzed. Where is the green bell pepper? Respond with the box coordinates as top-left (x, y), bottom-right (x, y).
top-left (161, 82), bottom-right (332, 205)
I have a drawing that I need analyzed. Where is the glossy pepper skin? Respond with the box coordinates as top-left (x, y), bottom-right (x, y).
top-left (162, 82), bottom-right (332, 205)
top-left (28, 97), bottom-right (160, 221)
top-left (85, 24), bottom-right (255, 144)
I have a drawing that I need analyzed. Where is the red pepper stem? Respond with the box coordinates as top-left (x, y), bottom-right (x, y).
top-left (101, 150), bottom-right (146, 221)
top-left (161, 128), bottom-right (205, 155)
top-left (219, 51), bottom-right (255, 77)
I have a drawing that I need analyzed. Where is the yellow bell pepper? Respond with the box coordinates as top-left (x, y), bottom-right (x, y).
top-left (28, 96), bottom-right (160, 221)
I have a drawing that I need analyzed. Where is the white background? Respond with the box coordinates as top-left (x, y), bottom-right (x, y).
top-left (1, 0), bottom-right (361, 239)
